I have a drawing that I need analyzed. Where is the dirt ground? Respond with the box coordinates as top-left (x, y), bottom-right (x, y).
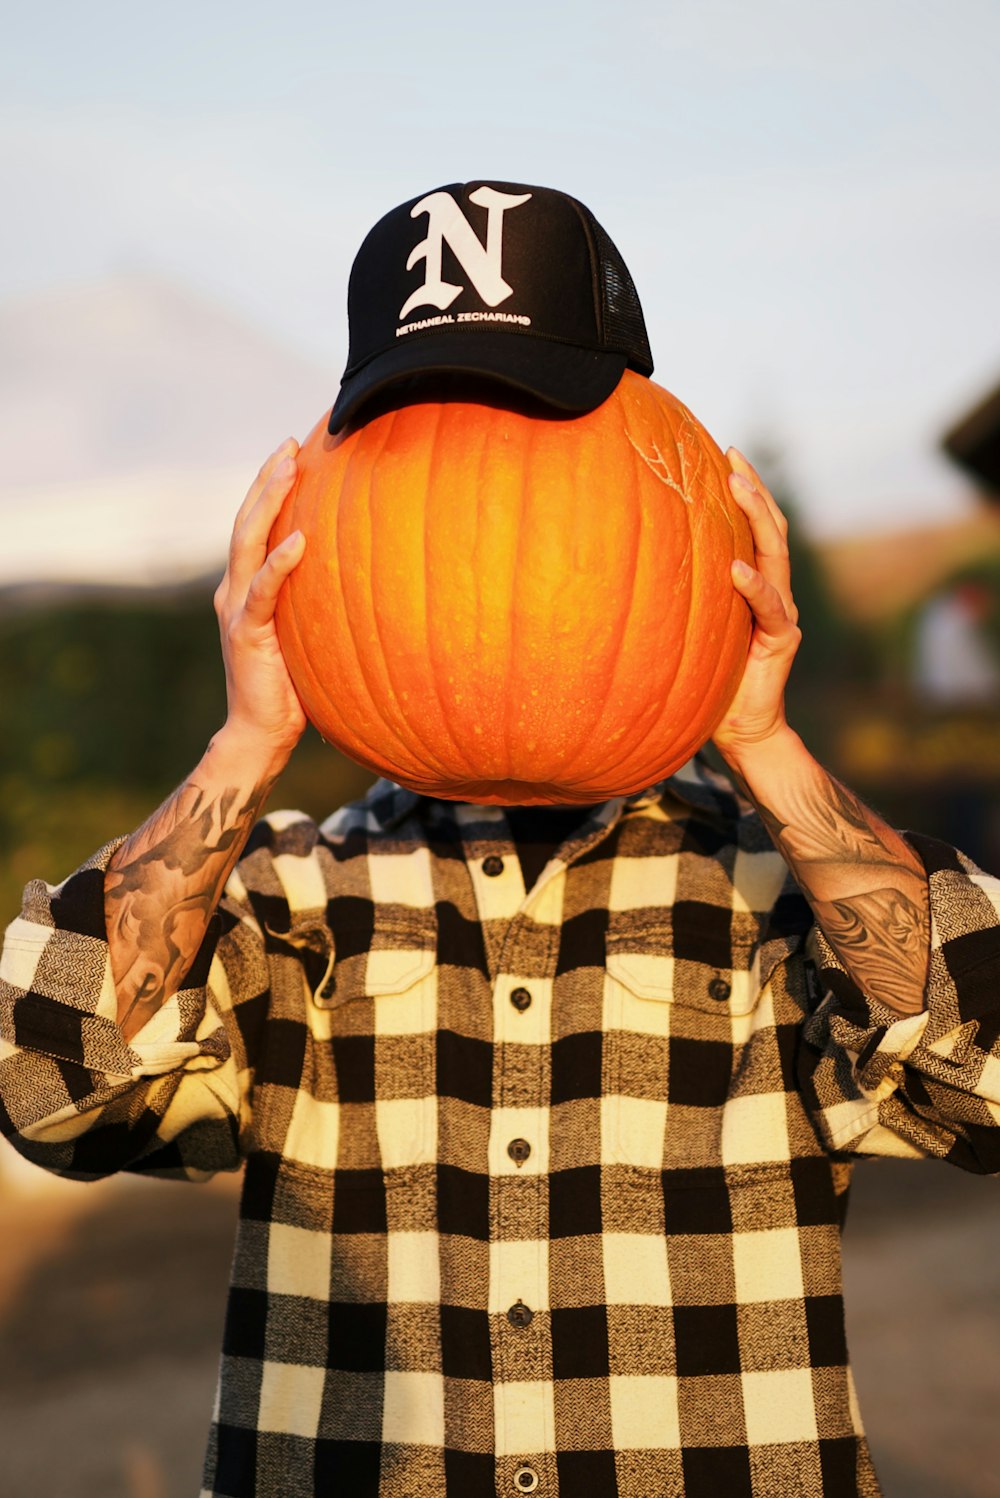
top-left (0, 1154), bottom-right (998, 1498)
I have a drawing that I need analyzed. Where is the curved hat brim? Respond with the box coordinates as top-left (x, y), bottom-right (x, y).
top-left (328, 331), bottom-right (627, 434)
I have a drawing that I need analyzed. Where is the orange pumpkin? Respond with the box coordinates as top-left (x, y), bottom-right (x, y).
top-left (270, 370), bottom-right (753, 804)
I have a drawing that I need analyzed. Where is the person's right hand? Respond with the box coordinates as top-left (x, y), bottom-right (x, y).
top-left (213, 438), bottom-right (308, 767)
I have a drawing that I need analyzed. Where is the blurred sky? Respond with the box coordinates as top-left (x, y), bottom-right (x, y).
top-left (2, 0), bottom-right (999, 554)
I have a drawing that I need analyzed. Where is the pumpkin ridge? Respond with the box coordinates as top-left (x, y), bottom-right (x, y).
top-left (338, 417), bottom-right (429, 777)
top-left (672, 427), bottom-right (753, 747)
top-left (594, 516), bottom-right (695, 782)
top-left (652, 402), bottom-right (745, 762)
top-left (694, 466), bottom-right (754, 740)
top-left (366, 413), bottom-right (464, 784)
top-left (538, 404), bottom-right (640, 778)
top-left (283, 530), bottom-right (412, 780)
top-left (511, 416), bottom-right (580, 778)
top-left (559, 416), bottom-right (637, 772)
top-left (421, 401), bottom-right (473, 779)
top-left (274, 436), bottom-right (410, 774)
top-left (506, 413), bottom-right (536, 779)
top-left (366, 410), bottom-right (423, 762)
top-left (659, 450), bottom-right (747, 764)
top-left (569, 388), bottom-right (696, 784)
top-left (649, 439), bottom-right (712, 761)
top-left (554, 417), bottom-right (645, 783)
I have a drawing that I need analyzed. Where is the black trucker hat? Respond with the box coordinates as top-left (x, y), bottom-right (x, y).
top-left (328, 180), bottom-right (654, 434)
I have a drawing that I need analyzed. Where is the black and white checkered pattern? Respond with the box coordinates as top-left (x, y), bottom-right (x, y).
top-left (2, 757), bottom-right (999, 1498)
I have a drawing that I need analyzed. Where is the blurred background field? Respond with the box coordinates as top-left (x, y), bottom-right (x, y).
top-left (2, 1), bottom-right (1000, 1494)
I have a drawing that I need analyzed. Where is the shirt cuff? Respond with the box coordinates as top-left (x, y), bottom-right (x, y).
top-left (0, 839), bottom-right (228, 1083)
top-left (806, 830), bottom-right (1000, 1097)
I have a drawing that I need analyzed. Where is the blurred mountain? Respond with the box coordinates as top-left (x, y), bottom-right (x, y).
top-left (0, 273), bottom-right (334, 586)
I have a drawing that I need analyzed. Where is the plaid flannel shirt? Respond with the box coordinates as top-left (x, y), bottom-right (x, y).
top-left (2, 757), bottom-right (1000, 1498)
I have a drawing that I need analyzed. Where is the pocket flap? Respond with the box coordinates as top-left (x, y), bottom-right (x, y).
top-left (364, 942), bottom-right (436, 996)
top-left (314, 922), bottom-right (437, 1007)
top-left (606, 935), bottom-right (761, 1016)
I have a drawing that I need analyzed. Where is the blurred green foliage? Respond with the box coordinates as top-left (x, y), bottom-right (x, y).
top-left (2, 596), bottom-right (225, 789)
top-left (0, 588), bottom-right (373, 924)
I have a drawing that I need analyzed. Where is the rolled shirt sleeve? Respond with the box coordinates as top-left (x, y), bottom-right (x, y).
top-left (802, 832), bottom-right (1000, 1171)
top-left (0, 838), bottom-right (258, 1181)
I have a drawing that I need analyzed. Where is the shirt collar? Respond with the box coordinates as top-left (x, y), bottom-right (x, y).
top-left (364, 779), bottom-right (422, 830)
top-left (362, 753), bottom-right (748, 833)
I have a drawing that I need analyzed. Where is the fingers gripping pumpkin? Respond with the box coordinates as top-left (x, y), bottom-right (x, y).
top-left (269, 371), bottom-right (752, 805)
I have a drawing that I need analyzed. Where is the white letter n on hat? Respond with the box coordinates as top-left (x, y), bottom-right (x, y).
top-left (399, 186), bottom-right (532, 320)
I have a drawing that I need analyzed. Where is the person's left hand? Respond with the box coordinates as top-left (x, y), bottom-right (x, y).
top-left (710, 448), bottom-right (802, 771)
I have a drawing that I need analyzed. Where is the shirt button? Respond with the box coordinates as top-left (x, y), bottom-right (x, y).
top-left (507, 1300), bottom-right (534, 1328)
top-left (510, 987), bottom-right (532, 1011)
top-left (514, 1467), bottom-right (539, 1492)
top-left (708, 977), bottom-right (731, 1002)
top-left (507, 1138), bottom-right (531, 1166)
top-left (483, 854), bottom-right (505, 877)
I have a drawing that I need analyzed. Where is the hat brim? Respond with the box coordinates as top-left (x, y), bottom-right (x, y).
top-left (328, 332), bottom-right (627, 434)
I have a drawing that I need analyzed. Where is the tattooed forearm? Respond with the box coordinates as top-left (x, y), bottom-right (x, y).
top-left (811, 888), bottom-right (929, 1014)
top-left (739, 742), bottom-right (930, 1015)
top-left (106, 769), bottom-right (273, 1041)
top-left (755, 777), bottom-right (909, 874)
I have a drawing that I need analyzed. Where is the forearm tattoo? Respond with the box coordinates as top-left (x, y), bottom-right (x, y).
top-left (753, 773), bottom-right (929, 1015)
top-left (105, 778), bottom-right (270, 1040)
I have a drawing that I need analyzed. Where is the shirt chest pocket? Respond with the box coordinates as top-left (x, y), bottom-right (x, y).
top-left (605, 916), bottom-right (764, 1172)
top-left (312, 925), bottom-right (438, 1012)
top-left (278, 916), bottom-right (439, 1174)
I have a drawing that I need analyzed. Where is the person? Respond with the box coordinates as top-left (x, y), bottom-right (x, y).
top-left (2, 182), bottom-right (999, 1498)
